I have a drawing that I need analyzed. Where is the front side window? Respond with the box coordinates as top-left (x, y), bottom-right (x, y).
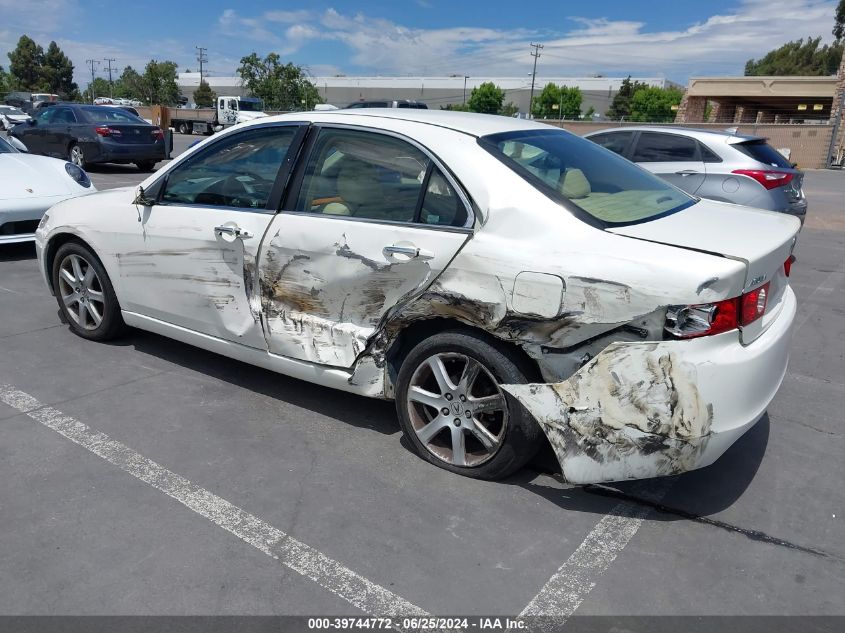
top-left (37, 108), bottom-right (56, 124)
top-left (296, 129), bottom-right (430, 224)
top-left (632, 132), bottom-right (699, 162)
top-left (53, 108), bottom-right (77, 124)
top-left (588, 131), bottom-right (634, 156)
top-left (481, 129), bottom-right (694, 226)
top-left (161, 126), bottom-right (298, 209)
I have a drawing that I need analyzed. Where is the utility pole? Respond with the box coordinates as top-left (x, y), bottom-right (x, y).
top-left (104, 58), bottom-right (116, 98)
top-left (463, 75), bottom-right (469, 105)
top-left (528, 42), bottom-right (543, 119)
top-left (85, 59), bottom-right (100, 103)
top-left (196, 46), bottom-right (208, 83)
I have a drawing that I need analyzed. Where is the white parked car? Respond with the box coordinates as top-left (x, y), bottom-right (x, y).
top-left (1, 135), bottom-right (95, 244)
top-left (34, 110), bottom-right (799, 483)
top-left (0, 105), bottom-right (32, 130)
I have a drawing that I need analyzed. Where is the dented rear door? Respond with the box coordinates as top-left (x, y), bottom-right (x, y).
top-left (258, 125), bottom-right (473, 367)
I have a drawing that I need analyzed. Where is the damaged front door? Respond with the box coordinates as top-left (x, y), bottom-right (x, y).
top-left (121, 124), bottom-right (304, 348)
top-left (259, 126), bottom-right (473, 367)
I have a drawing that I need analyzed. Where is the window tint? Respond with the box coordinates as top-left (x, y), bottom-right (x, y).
top-left (420, 168), bottom-right (468, 227)
top-left (699, 143), bottom-right (722, 163)
top-left (588, 131), bottom-right (633, 156)
top-left (481, 129), bottom-right (694, 225)
top-left (632, 132), bottom-right (699, 162)
top-left (161, 126), bottom-right (298, 209)
top-left (734, 140), bottom-right (792, 168)
top-left (53, 108), bottom-right (77, 124)
top-left (296, 129), bottom-right (431, 223)
top-left (37, 108), bottom-right (56, 124)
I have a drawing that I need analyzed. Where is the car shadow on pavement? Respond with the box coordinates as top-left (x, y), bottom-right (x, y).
top-left (114, 329), bottom-right (400, 437)
top-left (0, 242), bottom-right (36, 261)
top-left (515, 414), bottom-right (770, 520)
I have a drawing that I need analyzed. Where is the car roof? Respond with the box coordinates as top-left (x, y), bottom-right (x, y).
top-left (586, 126), bottom-right (762, 143)
top-left (250, 108), bottom-right (554, 138)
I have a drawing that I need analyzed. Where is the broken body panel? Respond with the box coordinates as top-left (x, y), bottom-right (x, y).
top-left (35, 110), bottom-right (800, 483)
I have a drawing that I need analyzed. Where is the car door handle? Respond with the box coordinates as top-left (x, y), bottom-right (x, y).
top-left (215, 225), bottom-right (253, 239)
top-left (383, 245), bottom-right (434, 260)
top-left (675, 169), bottom-right (700, 176)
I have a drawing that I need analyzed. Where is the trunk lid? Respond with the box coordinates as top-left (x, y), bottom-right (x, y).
top-left (608, 199), bottom-right (799, 342)
top-left (105, 124), bottom-right (159, 144)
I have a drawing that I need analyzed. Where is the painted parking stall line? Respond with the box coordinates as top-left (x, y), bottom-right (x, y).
top-left (520, 481), bottom-right (673, 627)
top-left (0, 384), bottom-right (427, 618)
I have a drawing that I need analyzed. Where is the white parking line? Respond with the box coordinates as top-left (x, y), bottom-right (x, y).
top-left (0, 384), bottom-right (427, 617)
top-left (519, 481), bottom-right (672, 625)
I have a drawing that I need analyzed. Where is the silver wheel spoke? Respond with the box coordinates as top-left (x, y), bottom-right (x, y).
top-left (470, 419), bottom-right (499, 451)
top-left (60, 268), bottom-right (76, 286)
top-left (427, 356), bottom-right (456, 394)
top-left (409, 386), bottom-right (445, 411)
top-left (78, 302), bottom-right (90, 328)
top-left (70, 255), bottom-right (84, 284)
top-left (459, 360), bottom-right (482, 391)
top-left (88, 289), bottom-right (104, 303)
top-left (87, 301), bottom-right (103, 326)
top-left (450, 427), bottom-right (467, 466)
top-left (62, 292), bottom-right (77, 307)
top-left (83, 264), bottom-right (96, 288)
top-left (470, 393), bottom-right (506, 415)
top-left (417, 415), bottom-right (449, 444)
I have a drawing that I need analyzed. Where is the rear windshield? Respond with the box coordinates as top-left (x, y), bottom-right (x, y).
top-left (734, 140), bottom-right (792, 168)
top-left (79, 107), bottom-right (147, 124)
top-left (480, 129), bottom-right (695, 226)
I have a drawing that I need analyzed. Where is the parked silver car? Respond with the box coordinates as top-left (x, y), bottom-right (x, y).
top-left (585, 127), bottom-right (807, 221)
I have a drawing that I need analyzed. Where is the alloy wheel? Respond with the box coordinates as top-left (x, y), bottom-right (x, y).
top-left (69, 146), bottom-right (84, 167)
top-left (57, 253), bottom-right (106, 330)
top-left (406, 353), bottom-right (508, 467)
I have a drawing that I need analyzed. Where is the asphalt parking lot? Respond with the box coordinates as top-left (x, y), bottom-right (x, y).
top-left (0, 132), bottom-right (843, 623)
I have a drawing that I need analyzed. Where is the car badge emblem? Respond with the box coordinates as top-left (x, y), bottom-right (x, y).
top-left (451, 402), bottom-right (462, 415)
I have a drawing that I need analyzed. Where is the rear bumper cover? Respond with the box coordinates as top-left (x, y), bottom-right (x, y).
top-left (503, 287), bottom-right (796, 483)
top-left (84, 139), bottom-right (166, 164)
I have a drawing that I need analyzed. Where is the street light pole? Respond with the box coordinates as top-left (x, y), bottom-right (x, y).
top-left (528, 42), bottom-right (543, 118)
top-left (463, 75), bottom-right (469, 105)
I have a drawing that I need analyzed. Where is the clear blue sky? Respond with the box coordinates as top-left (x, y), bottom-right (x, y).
top-left (0, 0), bottom-right (839, 85)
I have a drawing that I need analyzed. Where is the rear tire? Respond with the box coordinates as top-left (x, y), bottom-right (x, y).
top-left (68, 143), bottom-right (86, 169)
top-left (52, 241), bottom-right (125, 341)
top-left (395, 330), bottom-right (542, 480)
top-left (136, 160), bottom-right (156, 172)
top-left (178, 122), bottom-right (189, 135)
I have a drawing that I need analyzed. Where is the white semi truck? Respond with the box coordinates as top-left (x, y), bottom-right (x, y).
top-left (169, 96), bottom-right (268, 134)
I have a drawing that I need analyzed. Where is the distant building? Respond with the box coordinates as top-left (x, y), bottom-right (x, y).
top-left (176, 73), bottom-right (678, 116)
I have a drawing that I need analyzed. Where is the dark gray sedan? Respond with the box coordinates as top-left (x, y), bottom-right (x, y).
top-left (10, 104), bottom-right (166, 172)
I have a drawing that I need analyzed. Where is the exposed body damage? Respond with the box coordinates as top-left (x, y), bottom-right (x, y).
top-left (502, 343), bottom-right (713, 483)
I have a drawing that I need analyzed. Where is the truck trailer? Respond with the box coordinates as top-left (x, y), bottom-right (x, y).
top-left (169, 96), bottom-right (267, 134)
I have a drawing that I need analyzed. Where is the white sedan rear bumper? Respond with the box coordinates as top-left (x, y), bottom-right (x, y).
top-left (503, 286), bottom-right (797, 484)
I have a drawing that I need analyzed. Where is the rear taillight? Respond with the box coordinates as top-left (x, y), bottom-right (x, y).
top-left (784, 255), bottom-right (795, 277)
top-left (94, 126), bottom-right (121, 137)
top-left (665, 282), bottom-right (771, 339)
top-left (151, 127), bottom-right (164, 140)
top-left (732, 169), bottom-right (793, 190)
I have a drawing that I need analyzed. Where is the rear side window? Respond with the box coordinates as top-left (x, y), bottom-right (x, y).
top-left (588, 131), bottom-right (633, 156)
top-left (632, 132), bottom-right (699, 162)
top-left (296, 128), bottom-right (468, 227)
top-left (733, 140), bottom-right (792, 168)
top-left (699, 143), bottom-right (722, 163)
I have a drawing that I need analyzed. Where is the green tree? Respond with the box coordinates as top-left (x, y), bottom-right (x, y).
top-left (0, 65), bottom-right (9, 95)
top-left (140, 60), bottom-right (181, 105)
top-left (605, 76), bottom-right (648, 120)
top-left (581, 106), bottom-right (596, 120)
top-left (835, 0), bottom-right (845, 40)
top-left (532, 83), bottom-right (582, 119)
top-left (42, 41), bottom-right (77, 98)
top-left (237, 52), bottom-right (321, 110)
top-left (7, 35), bottom-right (45, 91)
top-left (193, 80), bottom-right (216, 107)
top-left (744, 37), bottom-right (843, 76)
top-left (82, 77), bottom-right (112, 102)
top-left (466, 81), bottom-right (505, 114)
top-left (114, 66), bottom-right (144, 101)
top-left (629, 86), bottom-right (684, 122)
top-left (501, 101), bottom-right (519, 117)
top-left (440, 102), bottom-right (470, 111)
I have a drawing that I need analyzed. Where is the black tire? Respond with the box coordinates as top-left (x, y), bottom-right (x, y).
top-left (178, 122), bottom-right (189, 134)
top-left (68, 143), bottom-right (87, 169)
top-left (136, 160), bottom-right (156, 172)
top-left (395, 330), bottom-right (542, 480)
top-left (51, 241), bottom-right (126, 341)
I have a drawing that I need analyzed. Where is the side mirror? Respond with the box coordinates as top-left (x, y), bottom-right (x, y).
top-left (133, 186), bottom-right (156, 207)
top-left (8, 136), bottom-right (28, 152)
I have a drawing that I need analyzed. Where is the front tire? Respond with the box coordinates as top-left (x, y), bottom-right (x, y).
top-left (395, 330), bottom-right (542, 480)
top-left (178, 122), bottom-right (189, 134)
top-left (136, 160), bottom-right (156, 172)
top-left (52, 241), bottom-right (125, 341)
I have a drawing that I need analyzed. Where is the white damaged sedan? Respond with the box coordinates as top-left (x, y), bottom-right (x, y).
top-left (1, 135), bottom-right (95, 244)
top-left (34, 111), bottom-right (799, 483)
